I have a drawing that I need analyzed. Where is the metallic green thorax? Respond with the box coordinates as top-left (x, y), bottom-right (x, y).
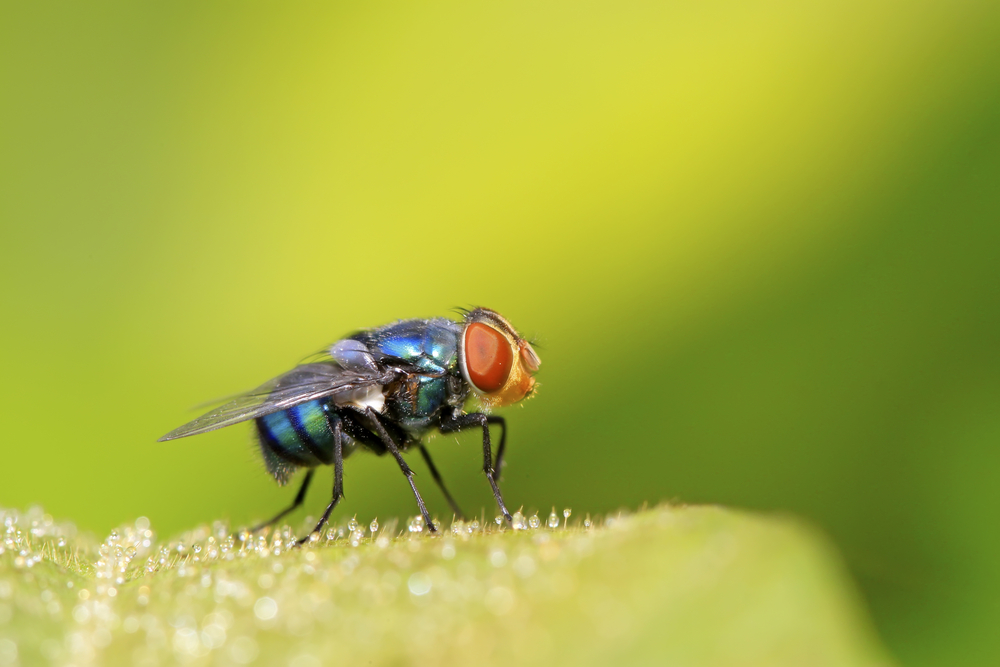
top-left (350, 317), bottom-right (468, 433)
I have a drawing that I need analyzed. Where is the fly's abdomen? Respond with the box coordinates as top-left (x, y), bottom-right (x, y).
top-left (256, 399), bottom-right (333, 484)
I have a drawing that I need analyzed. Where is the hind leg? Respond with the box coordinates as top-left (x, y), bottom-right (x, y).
top-left (298, 413), bottom-right (346, 545)
top-left (252, 469), bottom-right (314, 532)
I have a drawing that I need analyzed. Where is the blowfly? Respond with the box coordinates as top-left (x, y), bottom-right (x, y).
top-left (159, 308), bottom-right (540, 543)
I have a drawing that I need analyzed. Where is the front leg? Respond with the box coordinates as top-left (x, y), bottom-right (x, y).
top-left (439, 409), bottom-right (513, 524)
top-left (487, 416), bottom-right (507, 482)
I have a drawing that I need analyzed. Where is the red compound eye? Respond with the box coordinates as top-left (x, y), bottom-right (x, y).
top-left (464, 322), bottom-right (513, 393)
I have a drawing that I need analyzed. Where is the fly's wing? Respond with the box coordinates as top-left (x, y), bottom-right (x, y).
top-left (158, 362), bottom-right (385, 441)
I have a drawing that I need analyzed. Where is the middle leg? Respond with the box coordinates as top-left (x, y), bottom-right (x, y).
top-left (419, 444), bottom-right (466, 520)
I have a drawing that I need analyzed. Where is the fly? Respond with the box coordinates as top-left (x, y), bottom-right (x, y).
top-left (159, 307), bottom-right (541, 543)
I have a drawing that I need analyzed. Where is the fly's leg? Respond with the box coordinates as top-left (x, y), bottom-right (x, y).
top-left (365, 408), bottom-right (437, 532)
top-left (252, 469), bottom-right (314, 533)
top-left (298, 413), bottom-right (345, 545)
top-left (487, 416), bottom-right (507, 483)
top-left (418, 444), bottom-right (466, 521)
top-left (439, 410), bottom-right (513, 524)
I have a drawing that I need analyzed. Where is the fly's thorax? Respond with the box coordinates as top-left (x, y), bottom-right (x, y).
top-left (446, 372), bottom-right (470, 407)
top-left (383, 371), bottom-right (455, 433)
top-left (458, 308), bottom-right (540, 410)
top-left (355, 317), bottom-right (462, 372)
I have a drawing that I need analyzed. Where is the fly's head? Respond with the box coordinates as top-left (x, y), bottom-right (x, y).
top-left (458, 308), bottom-right (541, 410)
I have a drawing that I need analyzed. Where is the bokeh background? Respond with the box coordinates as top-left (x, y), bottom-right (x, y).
top-left (2, 1), bottom-right (999, 664)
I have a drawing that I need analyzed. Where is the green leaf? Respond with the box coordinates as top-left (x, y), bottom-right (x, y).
top-left (0, 505), bottom-right (892, 666)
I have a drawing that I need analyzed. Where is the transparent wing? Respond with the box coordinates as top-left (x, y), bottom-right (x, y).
top-left (158, 362), bottom-right (386, 442)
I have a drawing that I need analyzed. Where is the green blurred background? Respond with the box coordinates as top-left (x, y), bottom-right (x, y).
top-left (2, 1), bottom-right (999, 664)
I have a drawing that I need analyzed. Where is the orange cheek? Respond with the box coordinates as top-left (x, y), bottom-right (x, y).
top-left (511, 374), bottom-right (534, 403)
top-left (481, 365), bottom-right (536, 408)
top-left (465, 322), bottom-right (513, 393)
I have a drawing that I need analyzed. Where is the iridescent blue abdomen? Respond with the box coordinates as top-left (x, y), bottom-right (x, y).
top-left (256, 399), bottom-right (334, 483)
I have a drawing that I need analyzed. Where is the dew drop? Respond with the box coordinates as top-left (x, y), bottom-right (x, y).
top-left (253, 597), bottom-right (278, 621)
top-left (369, 519), bottom-right (379, 534)
top-left (230, 636), bottom-right (259, 664)
top-left (511, 512), bottom-right (527, 531)
top-left (489, 549), bottom-right (507, 567)
top-left (484, 586), bottom-right (515, 615)
top-left (528, 514), bottom-right (541, 529)
top-left (407, 572), bottom-right (432, 596)
top-left (290, 654), bottom-right (321, 667)
top-left (72, 604), bottom-right (90, 623)
top-left (547, 509), bottom-right (560, 529)
top-left (563, 508), bottom-right (572, 521)
top-left (347, 517), bottom-right (359, 532)
top-left (408, 516), bottom-right (425, 533)
top-left (513, 554), bottom-right (536, 578)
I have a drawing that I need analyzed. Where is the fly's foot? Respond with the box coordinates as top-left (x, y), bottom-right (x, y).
top-left (296, 531), bottom-right (321, 547)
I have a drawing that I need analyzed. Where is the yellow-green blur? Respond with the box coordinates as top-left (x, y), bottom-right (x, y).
top-left (2, 2), bottom-right (998, 665)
